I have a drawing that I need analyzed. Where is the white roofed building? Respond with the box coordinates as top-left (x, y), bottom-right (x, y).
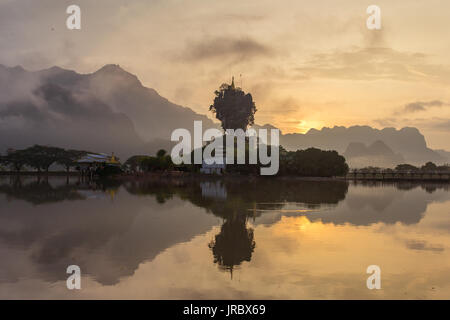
top-left (200, 146), bottom-right (226, 175)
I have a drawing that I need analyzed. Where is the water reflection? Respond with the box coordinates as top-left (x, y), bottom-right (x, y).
top-left (209, 212), bottom-right (255, 277)
top-left (0, 176), bottom-right (219, 285)
top-left (0, 176), bottom-right (449, 298)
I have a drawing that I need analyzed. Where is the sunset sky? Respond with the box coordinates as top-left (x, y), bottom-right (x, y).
top-left (1, 0), bottom-right (449, 149)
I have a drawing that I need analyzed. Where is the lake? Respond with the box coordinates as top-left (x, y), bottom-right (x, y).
top-left (0, 175), bottom-right (449, 299)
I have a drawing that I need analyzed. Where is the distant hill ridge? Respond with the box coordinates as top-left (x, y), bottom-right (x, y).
top-left (279, 125), bottom-right (444, 165)
top-left (344, 140), bottom-right (405, 168)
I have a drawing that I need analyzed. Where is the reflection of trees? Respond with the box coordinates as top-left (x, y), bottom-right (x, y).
top-left (209, 213), bottom-right (255, 276)
top-left (202, 181), bottom-right (258, 275)
top-left (353, 180), bottom-right (449, 193)
top-left (1, 175), bottom-right (446, 285)
top-left (122, 178), bottom-right (350, 216)
top-left (0, 177), bottom-right (220, 286)
top-left (0, 176), bottom-right (122, 204)
top-left (0, 176), bottom-right (85, 204)
top-left (124, 180), bottom-right (176, 204)
top-left (122, 178), bottom-right (349, 275)
top-left (123, 179), bottom-right (259, 275)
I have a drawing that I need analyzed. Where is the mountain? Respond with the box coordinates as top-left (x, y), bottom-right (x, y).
top-left (83, 64), bottom-right (219, 140)
top-left (279, 125), bottom-right (445, 166)
top-left (0, 64), bottom-right (218, 159)
top-left (0, 64), bottom-right (447, 165)
top-left (435, 149), bottom-right (450, 163)
top-left (344, 140), bottom-right (405, 168)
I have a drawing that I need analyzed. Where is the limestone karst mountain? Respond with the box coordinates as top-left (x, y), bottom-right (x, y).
top-left (0, 64), bottom-right (218, 159)
top-left (344, 140), bottom-right (405, 168)
top-left (279, 125), bottom-right (444, 166)
top-left (0, 64), bottom-right (447, 165)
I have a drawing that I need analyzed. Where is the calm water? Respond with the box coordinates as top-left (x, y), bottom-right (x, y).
top-left (0, 175), bottom-right (449, 299)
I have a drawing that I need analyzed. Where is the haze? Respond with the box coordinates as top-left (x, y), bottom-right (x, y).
top-left (0, 0), bottom-right (449, 149)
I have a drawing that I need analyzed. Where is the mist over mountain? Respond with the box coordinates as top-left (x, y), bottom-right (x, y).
top-left (435, 149), bottom-right (450, 162)
top-left (0, 64), bottom-right (218, 159)
top-left (344, 140), bottom-right (405, 168)
top-left (279, 125), bottom-right (445, 166)
top-left (0, 64), bottom-right (447, 165)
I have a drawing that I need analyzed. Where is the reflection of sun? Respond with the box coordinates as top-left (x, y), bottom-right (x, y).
top-left (273, 216), bottom-right (326, 236)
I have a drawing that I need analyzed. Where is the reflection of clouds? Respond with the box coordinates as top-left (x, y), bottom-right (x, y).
top-left (5, 207), bottom-right (450, 299)
top-left (0, 180), bottom-right (220, 286)
top-left (304, 184), bottom-right (450, 227)
top-left (251, 183), bottom-right (450, 227)
top-left (0, 178), bottom-right (449, 298)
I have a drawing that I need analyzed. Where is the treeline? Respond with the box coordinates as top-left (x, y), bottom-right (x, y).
top-left (0, 145), bottom-right (88, 172)
top-left (279, 147), bottom-right (349, 177)
top-left (125, 146), bottom-right (349, 177)
top-left (4, 145), bottom-right (350, 178)
top-left (124, 149), bottom-right (176, 172)
top-left (355, 162), bottom-right (450, 173)
top-left (395, 162), bottom-right (449, 172)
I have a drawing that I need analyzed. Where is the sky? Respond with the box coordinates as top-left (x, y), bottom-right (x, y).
top-left (0, 0), bottom-right (449, 149)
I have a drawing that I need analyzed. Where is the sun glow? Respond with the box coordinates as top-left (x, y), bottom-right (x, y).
top-left (295, 120), bottom-right (323, 134)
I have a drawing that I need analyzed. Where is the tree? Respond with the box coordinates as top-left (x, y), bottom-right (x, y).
top-left (23, 145), bottom-right (65, 172)
top-left (279, 148), bottom-right (349, 177)
top-left (56, 150), bottom-right (87, 173)
top-left (209, 214), bottom-right (255, 275)
top-left (0, 155), bottom-right (7, 171)
top-left (139, 150), bottom-right (174, 172)
top-left (2, 149), bottom-right (28, 171)
top-left (156, 149), bottom-right (167, 158)
top-left (124, 155), bottom-right (148, 172)
top-left (209, 78), bottom-right (257, 131)
top-left (140, 157), bottom-right (159, 172)
top-left (395, 164), bottom-right (419, 172)
top-left (421, 161), bottom-right (438, 172)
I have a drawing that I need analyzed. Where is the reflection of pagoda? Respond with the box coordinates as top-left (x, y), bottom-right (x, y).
top-left (200, 181), bottom-right (227, 200)
top-left (200, 145), bottom-right (226, 175)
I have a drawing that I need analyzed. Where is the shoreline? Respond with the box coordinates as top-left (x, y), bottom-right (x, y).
top-left (1, 171), bottom-right (449, 183)
top-left (0, 171), bottom-right (81, 176)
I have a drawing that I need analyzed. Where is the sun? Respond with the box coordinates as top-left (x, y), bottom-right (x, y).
top-left (296, 120), bottom-right (322, 134)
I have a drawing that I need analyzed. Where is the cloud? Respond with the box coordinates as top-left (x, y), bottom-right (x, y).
top-left (388, 117), bottom-right (450, 134)
top-left (424, 118), bottom-right (450, 132)
top-left (295, 47), bottom-right (450, 82)
top-left (404, 239), bottom-right (444, 252)
top-left (180, 37), bottom-right (274, 63)
top-left (219, 13), bottom-right (266, 22)
top-left (373, 118), bottom-right (397, 127)
top-left (403, 100), bottom-right (446, 113)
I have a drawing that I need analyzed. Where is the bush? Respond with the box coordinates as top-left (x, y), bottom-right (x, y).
top-left (279, 147), bottom-right (349, 177)
top-left (135, 149), bottom-right (174, 172)
top-left (96, 165), bottom-right (123, 177)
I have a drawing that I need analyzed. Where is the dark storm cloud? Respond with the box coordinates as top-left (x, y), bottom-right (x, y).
top-left (181, 37), bottom-right (274, 62)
